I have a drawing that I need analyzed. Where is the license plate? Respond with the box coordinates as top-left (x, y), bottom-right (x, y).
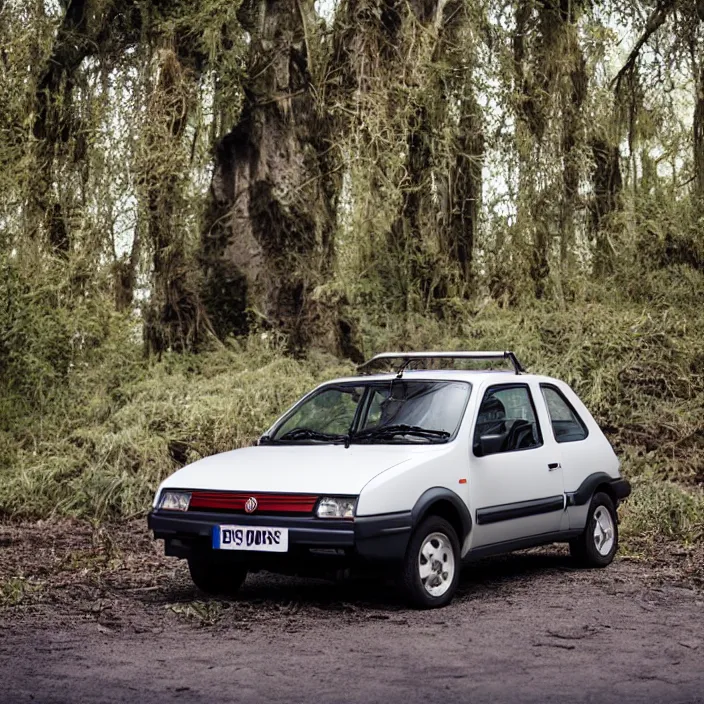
top-left (212, 525), bottom-right (288, 552)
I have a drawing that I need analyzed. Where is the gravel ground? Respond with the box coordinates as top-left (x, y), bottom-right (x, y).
top-left (1, 520), bottom-right (703, 704)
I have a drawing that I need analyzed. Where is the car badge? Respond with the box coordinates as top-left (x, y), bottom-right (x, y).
top-left (244, 496), bottom-right (258, 513)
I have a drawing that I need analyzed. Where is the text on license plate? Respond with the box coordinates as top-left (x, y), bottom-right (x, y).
top-left (212, 525), bottom-right (288, 552)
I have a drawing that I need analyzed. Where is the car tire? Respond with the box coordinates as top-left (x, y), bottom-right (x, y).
top-left (569, 491), bottom-right (619, 567)
top-left (400, 516), bottom-right (460, 609)
top-left (187, 556), bottom-right (248, 597)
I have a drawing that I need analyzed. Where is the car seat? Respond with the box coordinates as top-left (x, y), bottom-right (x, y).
top-left (501, 419), bottom-right (535, 451)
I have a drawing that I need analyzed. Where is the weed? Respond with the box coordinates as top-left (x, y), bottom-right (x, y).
top-left (620, 479), bottom-right (704, 546)
top-left (0, 577), bottom-right (42, 607)
top-left (167, 600), bottom-right (227, 626)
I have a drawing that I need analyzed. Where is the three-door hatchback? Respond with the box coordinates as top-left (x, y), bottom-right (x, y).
top-left (149, 351), bottom-right (631, 608)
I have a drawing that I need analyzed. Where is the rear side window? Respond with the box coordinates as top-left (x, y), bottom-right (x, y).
top-left (541, 385), bottom-right (588, 443)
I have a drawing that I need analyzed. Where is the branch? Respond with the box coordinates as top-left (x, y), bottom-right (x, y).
top-left (610, 0), bottom-right (676, 92)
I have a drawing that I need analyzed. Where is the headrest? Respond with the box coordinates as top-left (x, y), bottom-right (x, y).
top-left (479, 395), bottom-right (506, 420)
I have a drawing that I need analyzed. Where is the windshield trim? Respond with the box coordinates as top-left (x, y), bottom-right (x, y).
top-left (264, 380), bottom-right (472, 445)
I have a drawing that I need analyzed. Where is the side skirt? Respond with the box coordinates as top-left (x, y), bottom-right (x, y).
top-left (464, 529), bottom-right (583, 562)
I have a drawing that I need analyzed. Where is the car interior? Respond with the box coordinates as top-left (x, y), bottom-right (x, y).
top-left (473, 395), bottom-right (540, 455)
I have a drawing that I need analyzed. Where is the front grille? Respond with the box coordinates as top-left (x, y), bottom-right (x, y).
top-left (188, 491), bottom-right (319, 515)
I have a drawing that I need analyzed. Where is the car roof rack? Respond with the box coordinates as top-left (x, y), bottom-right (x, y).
top-left (357, 351), bottom-right (525, 377)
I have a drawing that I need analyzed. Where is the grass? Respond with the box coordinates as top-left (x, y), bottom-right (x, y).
top-left (167, 600), bottom-right (228, 626)
top-left (0, 285), bottom-right (703, 554)
top-left (620, 478), bottom-right (704, 547)
top-left (0, 334), bottom-right (355, 520)
top-left (0, 576), bottom-right (42, 607)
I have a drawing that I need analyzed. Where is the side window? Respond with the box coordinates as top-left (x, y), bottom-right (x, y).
top-left (473, 385), bottom-right (542, 456)
top-left (541, 385), bottom-right (588, 443)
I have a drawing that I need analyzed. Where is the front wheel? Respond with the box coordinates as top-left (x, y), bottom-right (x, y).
top-left (187, 556), bottom-right (248, 597)
top-left (569, 491), bottom-right (619, 567)
top-left (400, 516), bottom-right (460, 609)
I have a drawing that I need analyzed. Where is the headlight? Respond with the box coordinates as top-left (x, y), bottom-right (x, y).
top-left (158, 490), bottom-right (191, 511)
top-left (316, 496), bottom-right (356, 519)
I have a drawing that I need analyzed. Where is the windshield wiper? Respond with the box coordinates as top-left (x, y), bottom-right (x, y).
top-left (274, 428), bottom-right (349, 444)
top-left (351, 424), bottom-right (450, 443)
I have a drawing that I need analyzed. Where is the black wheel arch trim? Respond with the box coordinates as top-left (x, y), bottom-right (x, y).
top-left (566, 472), bottom-right (632, 507)
top-left (411, 487), bottom-right (472, 542)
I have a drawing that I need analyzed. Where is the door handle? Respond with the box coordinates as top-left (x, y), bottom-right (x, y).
top-left (548, 462), bottom-right (561, 471)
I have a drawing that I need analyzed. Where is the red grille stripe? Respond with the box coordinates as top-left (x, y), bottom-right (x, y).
top-left (189, 491), bottom-right (318, 514)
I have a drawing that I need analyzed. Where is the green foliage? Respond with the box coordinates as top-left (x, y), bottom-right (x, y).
top-left (1, 272), bottom-right (702, 542)
top-left (167, 600), bottom-right (227, 626)
top-left (356, 288), bottom-right (704, 483)
top-left (0, 577), bottom-right (42, 608)
top-left (0, 334), bottom-right (353, 520)
top-left (621, 478), bottom-right (704, 546)
top-left (0, 255), bottom-right (128, 413)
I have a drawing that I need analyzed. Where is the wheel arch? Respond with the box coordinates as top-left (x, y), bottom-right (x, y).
top-left (594, 481), bottom-right (617, 505)
top-left (411, 488), bottom-right (472, 543)
top-left (566, 472), bottom-right (631, 516)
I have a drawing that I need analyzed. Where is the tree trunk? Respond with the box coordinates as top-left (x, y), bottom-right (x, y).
top-left (450, 104), bottom-right (483, 286)
top-left (31, 0), bottom-right (139, 255)
top-left (201, 0), bottom-right (347, 355)
top-left (331, 0), bottom-right (468, 312)
top-left (513, 0), bottom-right (588, 297)
top-left (388, 104), bottom-right (436, 308)
top-left (589, 136), bottom-right (622, 275)
top-left (559, 25), bottom-right (587, 268)
top-left (142, 50), bottom-right (210, 354)
top-left (114, 230), bottom-right (140, 312)
top-left (30, 0), bottom-right (90, 254)
top-left (436, 90), bottom-right (483, 295)
top-left (694, 51), bottom-right (704, 205)
top-left (436, 1), bottom-right (483, 297)
top-left (513, 0), bottom-right (550, 298)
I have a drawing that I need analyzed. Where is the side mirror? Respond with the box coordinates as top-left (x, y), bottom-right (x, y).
top-left (474, 434), bottom-right (502, 457)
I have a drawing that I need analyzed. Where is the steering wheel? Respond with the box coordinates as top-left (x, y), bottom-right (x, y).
top-left (501, 419), bottom-right (532, 452)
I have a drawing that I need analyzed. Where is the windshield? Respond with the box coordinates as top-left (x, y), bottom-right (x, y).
top-left (267, 380), bottom-right (471, 444)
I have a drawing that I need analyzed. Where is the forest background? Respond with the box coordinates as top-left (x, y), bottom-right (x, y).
top-left (0, 0), bottom-right (702, 557)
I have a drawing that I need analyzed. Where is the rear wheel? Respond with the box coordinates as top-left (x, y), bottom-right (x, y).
top-left (400, 516), bottom-right (460, 609)
top-left (570, 492), bottom-right (619, 567)
top-left (187, 556), bottom-right (248, 597)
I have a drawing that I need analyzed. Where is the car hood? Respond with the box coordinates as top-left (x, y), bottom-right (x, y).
top-left (157, 444), bottom-right (445, 499)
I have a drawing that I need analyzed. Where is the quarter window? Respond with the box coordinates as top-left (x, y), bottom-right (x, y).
top-left (541, 385), bottom-right (588, 443)
top-left (473, 385), bottom-right (542, 456)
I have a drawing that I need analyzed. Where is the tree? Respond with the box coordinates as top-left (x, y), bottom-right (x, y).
top-left (201, 0), bottom-right (348, 355)
top-left (589, 135), bottom-right (622, 275)
top-left (691, 1), bottom-right (704, 204)
top-left (512, 0), bottom-right (589, 297)
top-left (141, 49), bottom-right (211, 354)
top-left (436, 1), bottom-right (484, 293)
top-left (330, 0), bottom-right (484, 311)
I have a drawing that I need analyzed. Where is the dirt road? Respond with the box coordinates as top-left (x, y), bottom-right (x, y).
top-left (1, 521), bottom-right (703, 703)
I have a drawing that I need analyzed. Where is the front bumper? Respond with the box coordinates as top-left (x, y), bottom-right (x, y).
top-left (148, 509), bottom-right (412, 564)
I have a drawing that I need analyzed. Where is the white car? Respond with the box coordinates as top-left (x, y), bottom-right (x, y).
top-left (149, 351), bottom-right (631, 608)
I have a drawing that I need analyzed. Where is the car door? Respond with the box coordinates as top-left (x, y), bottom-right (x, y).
top-left (468, 380), bottom-right (565, 548)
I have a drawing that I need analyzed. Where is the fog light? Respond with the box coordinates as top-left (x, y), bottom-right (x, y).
top-left (159, 490), bottom-right (191, 511)
top-left (316, 497), bottom-right (356, 519)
